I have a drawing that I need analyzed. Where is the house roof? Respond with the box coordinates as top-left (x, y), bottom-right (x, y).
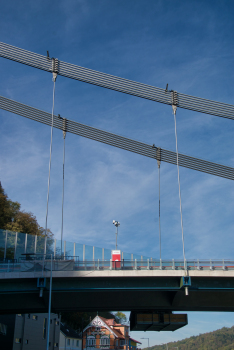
top-left (60, 322), bottom-right (81, 339)
top-left (130, 337), bottom-right (142, 344)
top-left (83, 316), bottom-right (126, 340)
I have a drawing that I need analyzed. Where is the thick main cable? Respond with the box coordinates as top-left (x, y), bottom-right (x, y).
top-left (0, 95), bottom-right (233, 180)
top-left (0, 41), bottom-right (234, 120)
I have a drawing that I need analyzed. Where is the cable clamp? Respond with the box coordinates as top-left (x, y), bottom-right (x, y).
top-left (172, 90), bottom-right (178, 115)
top-left (156, 147), bottom-right (161, 168)
top-left (51, 58), bottom-right (59, 82)
top-left (62, 118), bottom-right (67, 139)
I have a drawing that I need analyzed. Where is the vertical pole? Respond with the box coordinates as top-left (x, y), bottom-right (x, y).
top-left (34, 235), bottom-right (37, 254)
top-left (115, 226), bottom-right (118, 250)
top-left (73, 242), bottom-right (75, 259)
top-left (4, 230), bottom-right (7, 259)
top-left (24, 233), bottom-right (27, 254)
top-left (102, 248), bottom-right (104, 261)
top-left (93, 246), bottom-right (95, 261)
top-left (64, 241), bottom-right (66, 260)
top-left (54, 239), bottom-right (56, 259)
top-left (14, 232), bottom-right (18, 260)
top-left (46, 254), bottom-right (53, 350)
top-left (83, 245), bottom-right (85, 261)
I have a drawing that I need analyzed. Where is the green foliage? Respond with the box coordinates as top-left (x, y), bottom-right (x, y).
top-left (0, 182), bottom-right (52, 237)
top-left (114, 311), bottom-right (127, 324)
top-left (146, 325), bottom-right (234, 350)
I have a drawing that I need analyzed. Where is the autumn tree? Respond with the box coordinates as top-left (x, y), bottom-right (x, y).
top-left (0, 182), bottom-right (52, 237)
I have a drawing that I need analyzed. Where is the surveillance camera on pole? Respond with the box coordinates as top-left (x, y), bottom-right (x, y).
top-left (112, 220), bottom-right (121, 269)
top-left (113, 220), bottom-right (120, 250)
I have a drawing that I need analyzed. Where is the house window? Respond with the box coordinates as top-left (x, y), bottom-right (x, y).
top-left (54, 343), bottom-right (58, 348)
top-left (120, 340), bottom-right (125, 345)
top-left (87, 336), bottom-right (96, 346)
top-left (17, 314), bottom-right (22, 317)
top-left (67, 339), bottom-right (70, 346)
top-left (27, 314), bottom-right (30, 319)
top-left (100, 337), bottom-right (110, 346)
top-left (76, 340), bottom-right (80, 347)
top-left (32, 315), bottom-right (38, 321)
top-left (25, 340), bottom-right (29, 344)
top-left (55, 320), bottom-right (59, 326)
top-left (15, 338), bottom-right (21, 343)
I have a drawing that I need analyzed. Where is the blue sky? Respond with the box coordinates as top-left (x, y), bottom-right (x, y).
top-left (0, 0), bottom-right (234, 346)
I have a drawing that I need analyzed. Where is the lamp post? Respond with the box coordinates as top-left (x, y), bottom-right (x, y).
top-left (141, 337), bottom-right (149, 350)
top-left (113, 220), bottom-right (120, 250)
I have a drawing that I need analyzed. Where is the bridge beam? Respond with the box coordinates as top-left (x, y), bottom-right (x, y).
top-left (0, 273), bottom-right (234, 314)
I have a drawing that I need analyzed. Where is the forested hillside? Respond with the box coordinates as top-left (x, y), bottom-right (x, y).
top-left (146, 326), bottom-right (234, 350)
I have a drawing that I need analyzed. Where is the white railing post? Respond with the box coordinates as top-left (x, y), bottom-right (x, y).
top-left (160, 259), bottom-right (162, 270)
top-left (14, 232), bottom-right (18, 260)
top-left (83, 244), bottom-right (85, 261)
top-left (98, 259), bottom-right (99, 270)
top-left (24, 233), bottom-right (28, 254)
top-left (4, 230), bottom-right (7, 259)
top-left (172, 259), bottom-right (175, 270)
top-left (197, 259), bottom-right (200, 270)
top-left (110, 259), bottom-right (112, 270)
top-left (147, 259), bottom-right (149, 270)
top-left (54, 239), bottom-right (56, 258)
top-left (210, 259), bottom-right (212, 270)
top-left (135, 259), bottom-right (137, 270)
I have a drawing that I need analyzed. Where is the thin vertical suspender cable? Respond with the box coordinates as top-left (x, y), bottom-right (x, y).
top-left (172, 104), bottom-right (186, 272)
top-left (156, 146), bottom-right (162, 262)
top-left (158, 163), bottom-right (161, 262)
top-left (61, 119), bottom-right (66, 258)
top-left (44, 79), bottom-right (56, 257)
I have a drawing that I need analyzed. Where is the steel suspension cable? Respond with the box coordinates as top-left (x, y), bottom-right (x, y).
top-left (172, 104), bottom-right (186, 274)
top-left (44, 63), bottom-right (58, 260)
top-left (61, 118), bottom-right (67, 258)
top-left (0, 41), bottom-right (234, 120)
top-left (158, 162), bottom-right (161, 262)
top-left (0, 95), bottom-right (233, 180)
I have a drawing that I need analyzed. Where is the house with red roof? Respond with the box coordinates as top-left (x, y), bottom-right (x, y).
top-left (82, 315), bottom-right (141, 350)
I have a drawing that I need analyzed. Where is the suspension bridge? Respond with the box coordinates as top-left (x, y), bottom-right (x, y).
top-left (0, 42), bottom-right (233, 321)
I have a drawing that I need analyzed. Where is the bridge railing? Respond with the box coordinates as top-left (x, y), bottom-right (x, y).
top-left (0, 258), bottom-right (234, 273)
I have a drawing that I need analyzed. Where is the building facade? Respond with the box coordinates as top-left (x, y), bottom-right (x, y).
top-left (59, 322), bottom-right (82, 350)
top-left (83, 316), bottom-right (141, 350)
top-left (0, 313), bottom-right (60, 350)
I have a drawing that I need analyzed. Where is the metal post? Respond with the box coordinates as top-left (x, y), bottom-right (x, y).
top-left (54, 239), bottom-right (56, 258)
top-left (34, 235), bottom-right (37, 254)
top-left (4, 230), bottom-right (7, 259)
top-left (46, 254), bottom-right (53, 350)
top-left (73, 242), bottom-right (75, 259)
top-left (24, 234), bottom-right (27, 254)
top-left (83, 244), bottom-right (85, 261)
top-left (172, 259), bottom-right (175, 270)
top-left (93, 246), bottom-right (95, 261)
top-left (63, 241), bottom-right (66, 260)
top-left (14, 232), bottom-right (18, 260)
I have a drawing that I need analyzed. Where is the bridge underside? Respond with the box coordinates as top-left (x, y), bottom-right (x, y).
top-left (0, 275), bottom-right (234, 314)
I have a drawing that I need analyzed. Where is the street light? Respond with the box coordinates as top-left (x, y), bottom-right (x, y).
top-left (113, 220), bottom-right (120, 250)
top-left (141, 337), bottom-right (149, 350)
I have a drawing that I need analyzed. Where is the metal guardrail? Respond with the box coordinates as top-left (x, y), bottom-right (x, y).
top-left (0, 259), bottom-right (234, 273)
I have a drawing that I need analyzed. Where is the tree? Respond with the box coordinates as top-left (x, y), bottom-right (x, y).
top-left (114, 311), bottom-right (127, 324)
top-left (0, 181), bottom-right (52, 237)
